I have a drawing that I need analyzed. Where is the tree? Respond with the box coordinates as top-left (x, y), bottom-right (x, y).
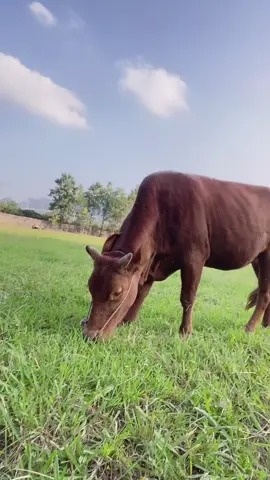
top-left (127, 186), bottom-right (138, 211)
top-left (106, 187), bottom-right (128, 232)
top-left (85, 182), bottom-right (128, 236)
top-left (73, 185), bottom-right (91, 232)
top-left (85, 182), bottom-right (104, 221)
top-left (49, 173), bottom-right (78, 225)
top-left (85, 182), bottom-right (111, 236)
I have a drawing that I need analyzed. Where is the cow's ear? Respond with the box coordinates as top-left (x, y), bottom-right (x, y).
top-left (102, 233), bottom-right (120, 253)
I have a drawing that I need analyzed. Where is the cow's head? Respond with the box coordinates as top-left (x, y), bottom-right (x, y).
top-left (82, 236), bottom-right (140, 341)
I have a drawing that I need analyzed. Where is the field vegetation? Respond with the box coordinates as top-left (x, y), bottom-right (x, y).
top-left (0, 226), bottom-right (270, 479)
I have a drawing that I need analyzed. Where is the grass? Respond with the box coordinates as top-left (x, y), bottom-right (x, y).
top-left (0, 225), bottom-right (270, 479)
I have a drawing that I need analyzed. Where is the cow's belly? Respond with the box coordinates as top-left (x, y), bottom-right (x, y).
top-left (206, 255), bottom-right (253, 271)
top-left (206, 237), bottom-right (267, 271)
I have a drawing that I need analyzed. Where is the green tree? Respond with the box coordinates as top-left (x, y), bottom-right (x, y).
top-left (85, 182), bottom-right (104, 221)
top-left (49, 173), bottom-right (78, 225)
top-left (85, 182), bottom-right (128, 236)
top-left (107, 187), bottom-right (128, 232)
top-left (127, 186), bottom-right (138, 210)
top-left (73, 185), bottom-right (91, 231)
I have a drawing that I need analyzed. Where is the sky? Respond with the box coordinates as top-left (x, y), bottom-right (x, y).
top-left (1, 0), bottom-right (270, 201)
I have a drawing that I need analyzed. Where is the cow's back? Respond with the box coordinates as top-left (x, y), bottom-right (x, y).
top-left (147, 172), bottom-right (209, 253)
top-left (142, 171), bottom-right (270, 270)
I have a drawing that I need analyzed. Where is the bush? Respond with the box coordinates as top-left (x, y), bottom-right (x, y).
top-left (0, 200), bottom-right (20, 215)
top-left (20, 209), bottom-right (50, 221)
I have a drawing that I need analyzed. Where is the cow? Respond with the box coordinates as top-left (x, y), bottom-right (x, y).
top-left (81, 171), bottom-right (270, 341)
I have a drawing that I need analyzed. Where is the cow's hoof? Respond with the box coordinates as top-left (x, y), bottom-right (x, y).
top-left (179, 330), bottom-right (192, 340)
top-left (244, 325), bottom-right (254, 333)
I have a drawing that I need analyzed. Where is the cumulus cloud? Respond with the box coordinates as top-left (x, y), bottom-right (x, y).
top-left (119, 60), bottom-right (188, 117)
top-left (29, 2), bottom-right (57, 27)
top-left (0, 52), bottom-right (88, 129)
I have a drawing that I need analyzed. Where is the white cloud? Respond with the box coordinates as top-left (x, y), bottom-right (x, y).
top-left (0, 52), bottom-right (89, 129)
top-left (119, 60), bottom-right (188, 117)
top-left (66, 10), bottom-right (86, 31)
top-left (29, 2), bottom-right (57, 27)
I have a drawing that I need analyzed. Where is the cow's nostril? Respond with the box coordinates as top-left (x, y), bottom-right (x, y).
top-left (82, 330), bottom-right (99, 342)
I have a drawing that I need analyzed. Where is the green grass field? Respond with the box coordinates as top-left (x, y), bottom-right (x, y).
top-left (0, 226), bottom-right (270, 479)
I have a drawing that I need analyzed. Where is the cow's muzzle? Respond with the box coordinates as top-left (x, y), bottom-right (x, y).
top-left (81, 318), bottom-right (99, 342)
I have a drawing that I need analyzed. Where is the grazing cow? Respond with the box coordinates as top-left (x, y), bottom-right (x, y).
top-left (82, 171), bottom-right (270, 341)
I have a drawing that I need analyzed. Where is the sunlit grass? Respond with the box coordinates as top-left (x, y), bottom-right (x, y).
top-left (0, 227), bottom-right (269, 479)
top-left (0, 223), bottom-right (104, 246)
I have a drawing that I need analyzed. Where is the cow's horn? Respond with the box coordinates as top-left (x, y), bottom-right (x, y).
top-left (86, 246), bottom-right (101, 262)
top-left (118, 252), bottom-right (133, 270)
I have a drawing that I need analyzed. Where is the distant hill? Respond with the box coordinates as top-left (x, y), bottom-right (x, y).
top-left (0, 197), bottom-right (14, 203)
top-left (19, 197), bottom-right (50, 212)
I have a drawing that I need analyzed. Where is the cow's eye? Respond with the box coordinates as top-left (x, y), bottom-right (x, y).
top-left (110, 287), bottom-right (123, 300)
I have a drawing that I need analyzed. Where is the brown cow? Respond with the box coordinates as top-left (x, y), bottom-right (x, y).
top-left (82, 171), bottom-right (270, 341)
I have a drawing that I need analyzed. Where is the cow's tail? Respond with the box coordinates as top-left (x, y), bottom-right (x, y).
top-left (245, 287), bottom-right (258, 310)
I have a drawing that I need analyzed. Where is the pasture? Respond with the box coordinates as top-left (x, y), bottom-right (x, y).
top-left (0, 226), bottom-right (270, 480)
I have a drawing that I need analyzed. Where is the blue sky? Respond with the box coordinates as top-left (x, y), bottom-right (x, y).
top-left (1, 0), bottom-right (270, 201)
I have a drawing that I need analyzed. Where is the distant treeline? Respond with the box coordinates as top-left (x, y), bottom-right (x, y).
top-left (1, 173), bottom-right (138, 236)
top-left (0, 200), bottom-right (50, 221)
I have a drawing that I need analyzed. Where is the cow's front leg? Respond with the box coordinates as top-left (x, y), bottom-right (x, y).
top-left (121, 279), bottom-right (154, 325)
top-left (179, 260), bottom-right (204, 337)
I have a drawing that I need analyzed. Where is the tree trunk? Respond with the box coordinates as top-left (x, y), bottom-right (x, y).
top-left (99, 215), bottom-right (105, 236)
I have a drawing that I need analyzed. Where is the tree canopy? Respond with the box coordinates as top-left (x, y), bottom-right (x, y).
top-left (49, 174), bottom-right (79, 225)
top-left (48, 173), bottom-right (137, 235)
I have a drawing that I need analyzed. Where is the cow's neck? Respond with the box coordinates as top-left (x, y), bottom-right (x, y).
top-left (111, 194), bottom-right (157, 276)
top-left (113, 226), bottom-right (156, 281)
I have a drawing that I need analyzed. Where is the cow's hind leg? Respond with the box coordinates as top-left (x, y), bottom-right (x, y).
top-left (247, 259), bottom-right (270, 328)
top-left (262, 304), bottom-right (270, 328)
top-left (245, 251), bottom-right (270, 332)
top-left (179, 259), bottom-right (204, 337)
